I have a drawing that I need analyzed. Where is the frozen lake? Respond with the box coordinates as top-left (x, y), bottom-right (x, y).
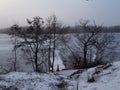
top-left (0, 34), bottom-right (13, 50)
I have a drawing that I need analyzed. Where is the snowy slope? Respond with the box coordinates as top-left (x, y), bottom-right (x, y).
top-left (0, 72), bottom-right (64, 90)
top-left (0, 61), bottom-right (120, 90)
top-left (66, 61), bottom-right (120, 90)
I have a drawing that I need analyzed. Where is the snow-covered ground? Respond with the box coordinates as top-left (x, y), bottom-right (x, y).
top-left (0, 61), bottom-right (120, 90)
top-left (0, 72), bottom-right (63, 90)
top-left (69, 61), bottom-right (120, 90)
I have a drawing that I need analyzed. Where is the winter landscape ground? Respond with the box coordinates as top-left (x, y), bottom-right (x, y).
top-left (0, 59), bottom-right (120, 90)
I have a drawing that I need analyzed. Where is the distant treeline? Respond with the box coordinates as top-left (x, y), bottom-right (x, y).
top-left (1, 25), bottom-right (120, 34)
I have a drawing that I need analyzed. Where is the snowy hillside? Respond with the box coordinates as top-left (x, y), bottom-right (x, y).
top-left (0, 72), bottom-right (63, 90)
top-left (0, 61), bottom-right (120, 90)
top-left (64, 61), bottom-right (120, 90)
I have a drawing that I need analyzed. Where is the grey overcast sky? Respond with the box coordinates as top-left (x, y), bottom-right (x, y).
top-left (0, 0), bottom-right (120, 28)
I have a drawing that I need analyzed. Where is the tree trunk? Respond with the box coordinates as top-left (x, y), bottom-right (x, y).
top-left (35, 47), bottom-right (38, 72)
top-left (52, 39), bottom-right (55, 72)
top-left (14, 35), bottom-right (17, 72)
top-left (83, 46), bottom-right (87, 68)
top-left (52, 22), bottom-right (56, 72)
top-left (48, 40), bottom-right (51, 72)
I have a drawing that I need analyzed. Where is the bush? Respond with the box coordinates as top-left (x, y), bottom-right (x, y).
top-left (87, 75), bottom-right (95, 83)
top-left (56, 81), bottom-right (67, 90)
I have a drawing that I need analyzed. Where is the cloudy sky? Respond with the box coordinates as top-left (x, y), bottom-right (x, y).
top-left (0, 0), bottom-right (120, 28)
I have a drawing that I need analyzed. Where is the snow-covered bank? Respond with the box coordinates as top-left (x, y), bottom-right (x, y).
top-left (0, 61), bottom-right (120, 90)
top-left (67, 61), bottom-right (120, 90)
top-left (0, 72), bottom-right (64, 90)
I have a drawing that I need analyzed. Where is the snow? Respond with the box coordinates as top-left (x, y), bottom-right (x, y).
top-left (0, 72), bottom-right (60, 90)
top-left (67, 61), bottom-right (120, 90)
top-left (54, 50), bottom-right (65, 70)
top-left (0, 61), bottom-right (120, 90)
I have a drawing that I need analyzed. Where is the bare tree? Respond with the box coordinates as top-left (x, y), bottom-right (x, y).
top-left (75, 20), bottom-right (116, 68)
top-left (94, 33), bottom-right (116, 64)
top-left (10, 24), bottom-right (21, 71)
top-left (45, 15), bottom-right (61, 72)
top-left (76, 21), bottom-right (102, 68)
top-left (52, 15), bottom-right (57, 72)
top-left (11, 17), bottom-right (47, 72)
top-left (45, 16), bottom-right (54, 72)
